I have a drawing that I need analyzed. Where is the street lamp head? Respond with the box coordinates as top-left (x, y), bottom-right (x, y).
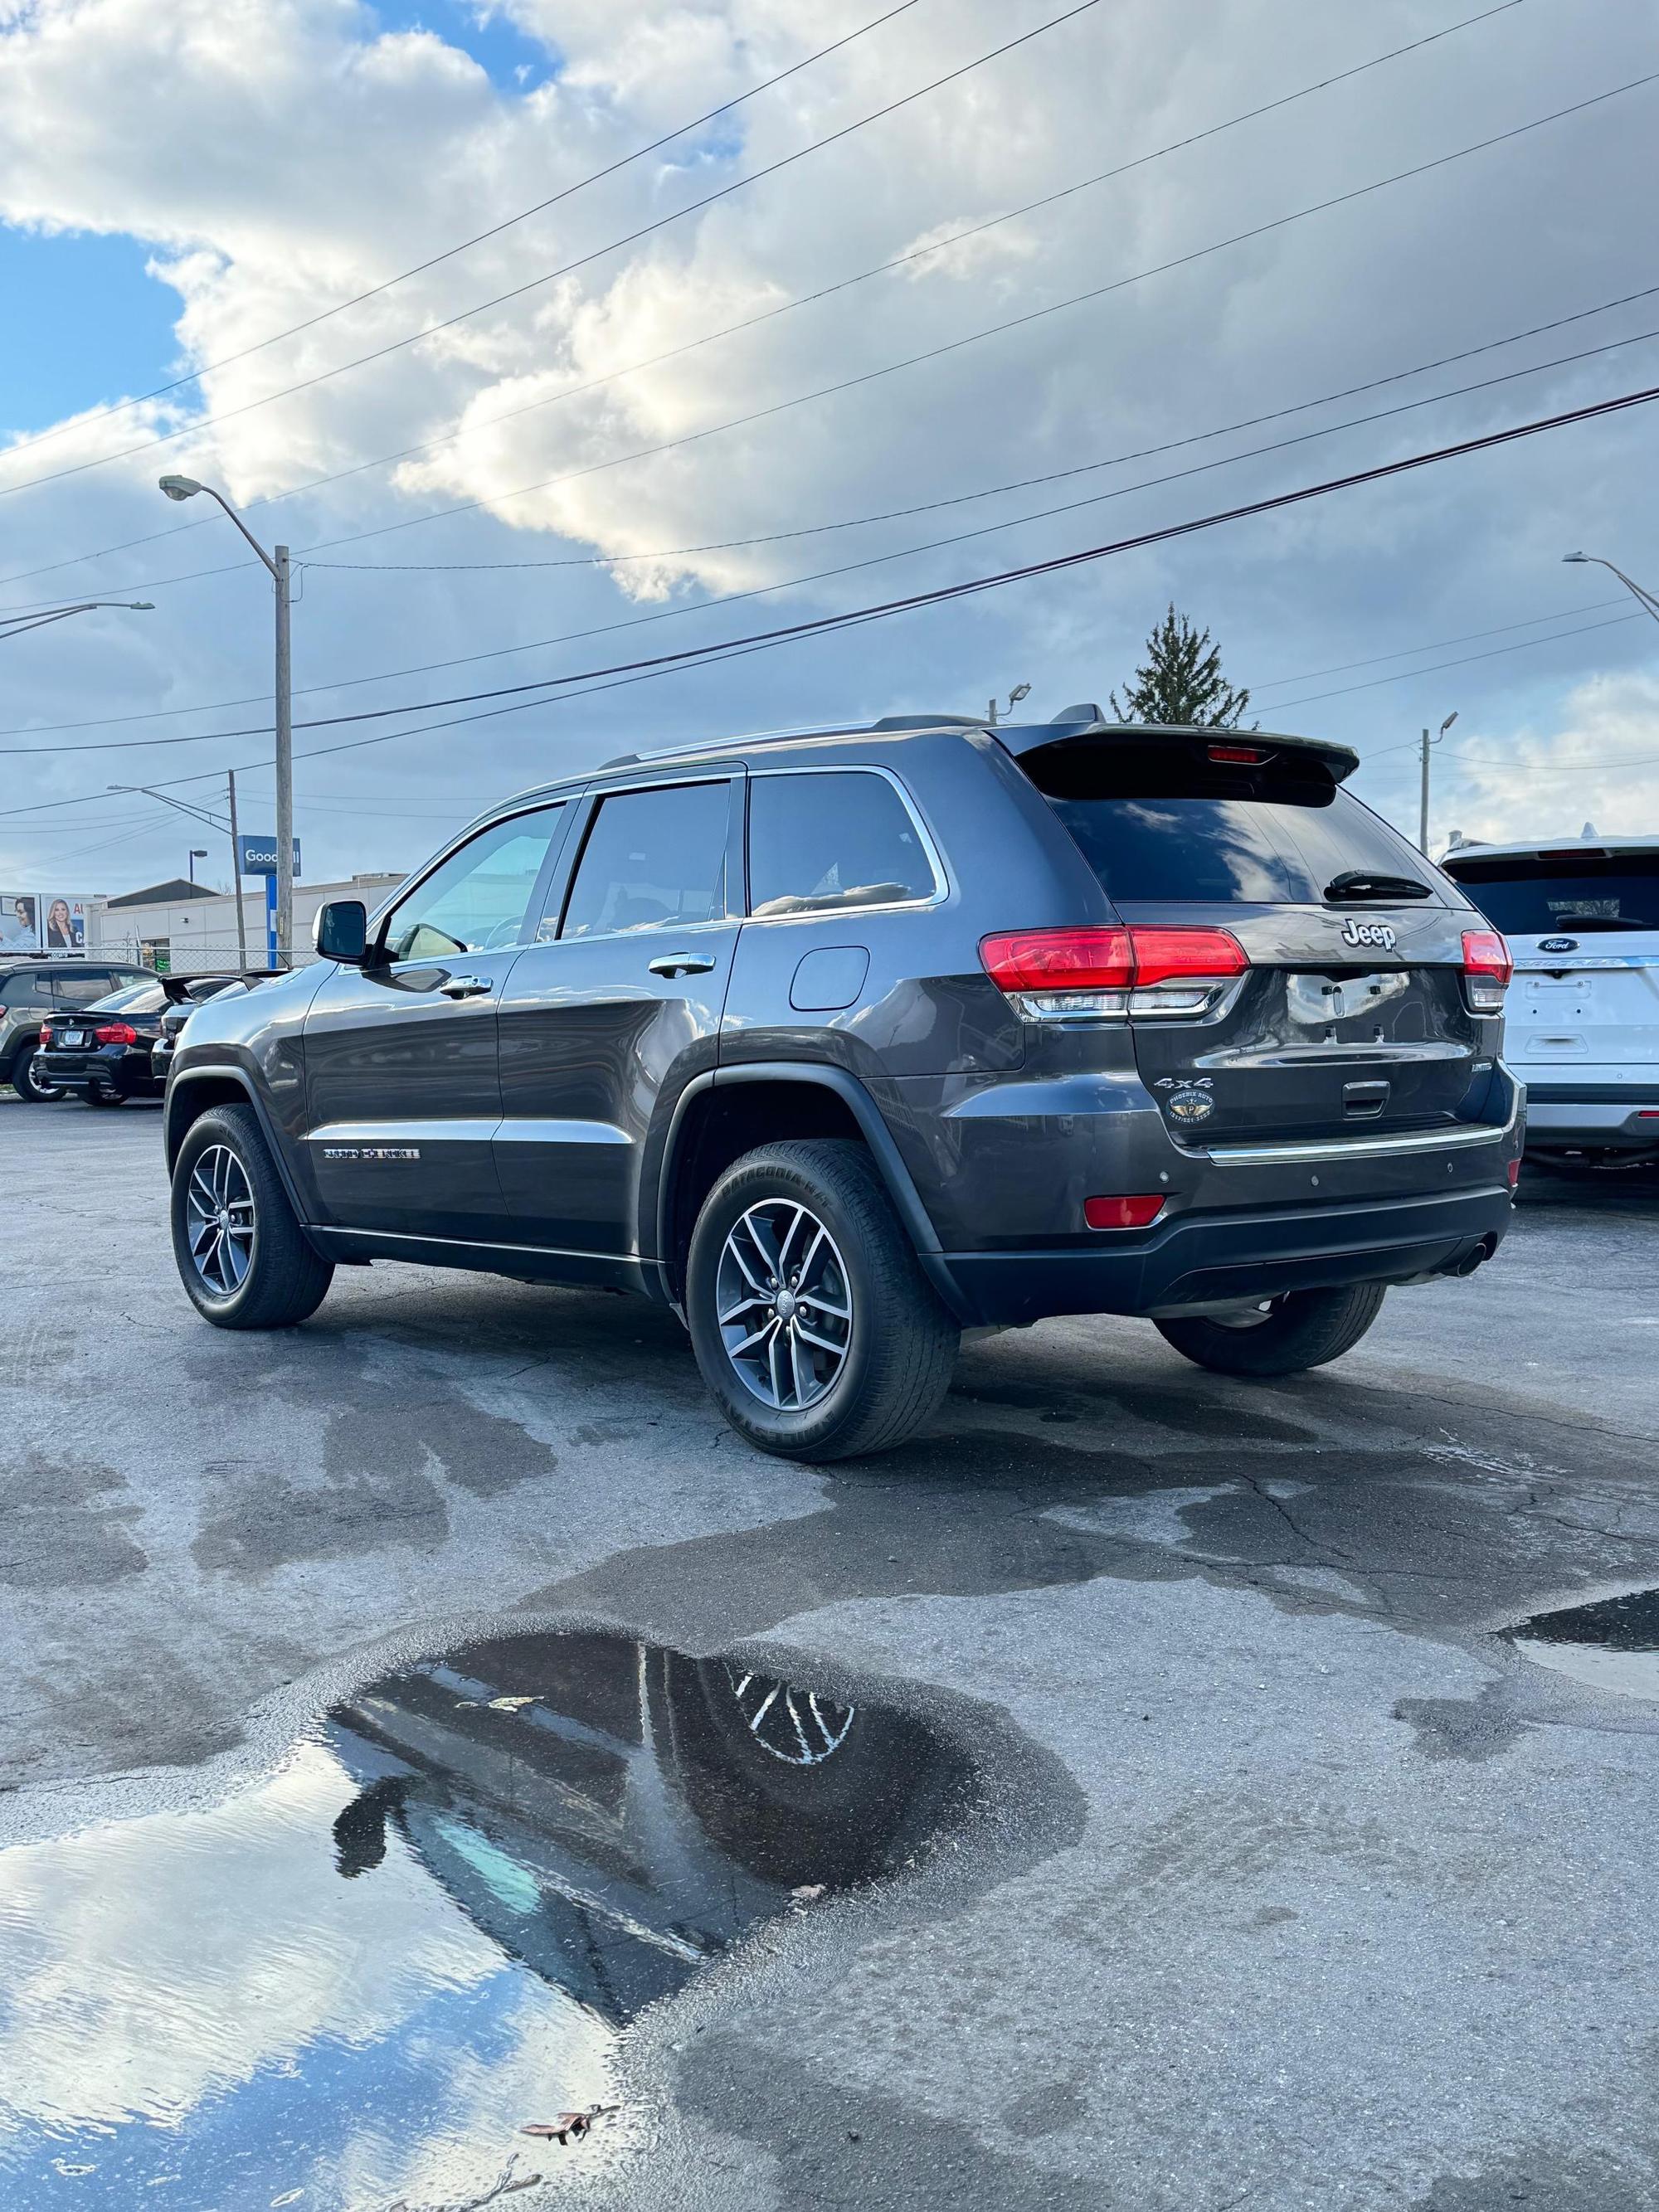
top-left (1439, 711), bottom-right (1458, 736)
top-left (129, 601), bottom-right (154, 611)
top-left (1562, 550), bottom-right (1588, 564)
top-left (158, 474), bottom-right (203, 502)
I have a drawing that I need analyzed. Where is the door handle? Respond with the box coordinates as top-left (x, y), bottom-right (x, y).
top-left (439, 974), bottom-right (493, 999)
top-left (649, 953), bottom-right (717, 978)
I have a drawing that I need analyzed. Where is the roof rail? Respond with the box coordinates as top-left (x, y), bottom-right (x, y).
top-left (602, 711), bottom-right (981, 768)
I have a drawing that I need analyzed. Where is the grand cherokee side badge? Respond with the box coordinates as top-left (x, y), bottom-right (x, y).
top-left (322, 1145), bottom-right (421, 1162)
top-left (1155, 1076), bottom-right (1215, 1125)
top-left (1340, 916), bottom-right (1398, 952)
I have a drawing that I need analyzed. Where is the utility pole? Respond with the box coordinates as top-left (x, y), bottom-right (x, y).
top-left (275, 546), bottom-right (293, 969)
top-left (158, 475), bottom-right (295, 966)
top-left (226, 770), bottom-right (249, 974)
top-left (1418, 711), bottom-right (1457, 854)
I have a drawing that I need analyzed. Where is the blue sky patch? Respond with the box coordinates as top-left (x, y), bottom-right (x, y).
top-left (0, 226), bottom-right (181, 440)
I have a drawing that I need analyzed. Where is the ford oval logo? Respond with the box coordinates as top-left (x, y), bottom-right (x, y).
top-left (1539, 936), bottom-right (1579, 953)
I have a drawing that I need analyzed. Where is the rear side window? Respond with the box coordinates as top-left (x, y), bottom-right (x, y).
top-left (52, 970), bottom-right (120, 1007)
top-left (561, 782), bottom-right (730, 939)
top-left (1445, 853), bottom-right (1659, 935)
top-left (748, 771), bottom-right (937, 916)
top-left (1027, 739), bottom-right (1438, 906)
top-left (0, 972), bottom-right (53, 1009)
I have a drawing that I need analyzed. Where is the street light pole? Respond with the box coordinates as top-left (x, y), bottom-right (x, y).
top-left (0, 599), bottom-right (153, 642)
top-left (158, 475), bottom-right (294, 966)
top-left (226, 770), bottom-right (248, 974)
top-left (1418, 710), bottom-right (1457, 855)
top-left (1562, 550), bottom-right (1659, 627)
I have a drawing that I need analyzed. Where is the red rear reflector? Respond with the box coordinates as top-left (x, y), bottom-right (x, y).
top-left (1638, 1110), bottom-right (1659, 1120)
top-left (1207, 743), bottom-right (1267, 765)
top-left (1506, 1158), bottom-right (1522, 1189)
top-left (1461, 928), bottom-right (1513, 986)
top-left (94, 1021), bottom-right (139, 1046)
top-left (1085, 1194), bottom-right (1166, 1231)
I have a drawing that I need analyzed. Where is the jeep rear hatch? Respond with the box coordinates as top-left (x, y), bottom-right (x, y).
top-left (1000, 726), bottom-right (1492, 1145)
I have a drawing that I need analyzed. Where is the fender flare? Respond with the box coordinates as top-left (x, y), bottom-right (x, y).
top-left (651, 1062), bottom-right (944, 1275)
top-left (164, 1063), bottom-right (317, 1234)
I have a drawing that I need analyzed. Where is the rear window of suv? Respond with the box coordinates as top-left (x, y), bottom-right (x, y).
top-left (1022, 737), bottom-right (1440, 906)
top-left (1443, 853), bottom-right (1659, 934)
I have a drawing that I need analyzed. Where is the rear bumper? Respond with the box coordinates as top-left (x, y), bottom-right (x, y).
top-left (927, 1182), bottom-right (1515, 1326)
top-left (1520, 1082), bottom-right (1659, 1152)
top-left (34, 1048), bottom-right (160, 1100)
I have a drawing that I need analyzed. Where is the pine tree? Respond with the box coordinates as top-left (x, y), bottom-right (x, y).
top-left (1109, 605), bottom-right (1254, 729)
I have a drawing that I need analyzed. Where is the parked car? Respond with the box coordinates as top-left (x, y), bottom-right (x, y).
top-left (163, 709), bottom-right (1523, 1457)
top-left (1443, 834), bottom-right (1659, 1169)
top-left (33, 980), bottom-right (173, 1106)
top-left (38, 974), bottom-right (258, 1107)
top-left (1, 958), bottom-right (154, 1101)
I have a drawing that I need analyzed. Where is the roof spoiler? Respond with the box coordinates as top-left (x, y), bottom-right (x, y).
top-left (995, 717), bottom-right (1360, 784)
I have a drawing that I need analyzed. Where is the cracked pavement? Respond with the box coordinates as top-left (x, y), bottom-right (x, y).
top-left (3, 1098), bottom-right (1659, 2210)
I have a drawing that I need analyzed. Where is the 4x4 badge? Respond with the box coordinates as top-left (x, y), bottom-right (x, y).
top-left (1155, 1076), bottom-right (1215, 1125)
top-left (1340, 916), bottom-right (1398, 952)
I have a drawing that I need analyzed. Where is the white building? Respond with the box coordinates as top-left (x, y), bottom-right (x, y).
top-left (90, 873), bottom-right (407, 975)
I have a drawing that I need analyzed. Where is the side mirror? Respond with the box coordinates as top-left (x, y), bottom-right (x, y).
top-left (314, 899), bottom-right (369, 965)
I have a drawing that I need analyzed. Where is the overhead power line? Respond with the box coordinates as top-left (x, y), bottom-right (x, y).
top-left (0, 0), bottom-right (1527, 602)
top-left (7, 314), bottom-right (1657, 755)
top-left (2, 375), bottom-right (1655, 832)
top-left (0, 1), bottom-right (927, 468)
top-left (1278, 610), bottom-right (1649, 710)
top-left (0, 1), bottom-right (1103, 505)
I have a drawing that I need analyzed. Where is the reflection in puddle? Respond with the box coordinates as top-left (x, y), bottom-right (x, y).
top-left (1510, 1587), bottom-right (1659, 1701)
top-left (0, 1633), bottom-right (971, 2207)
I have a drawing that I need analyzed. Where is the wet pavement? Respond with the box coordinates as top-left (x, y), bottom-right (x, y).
top-left (0, 1631), bottom-right (974, 2206)
top-left (3, 1098), bottom-right (1659, 2210)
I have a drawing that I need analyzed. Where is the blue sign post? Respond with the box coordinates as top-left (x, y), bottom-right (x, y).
top-left (236, 837), bottom-right (301, 970)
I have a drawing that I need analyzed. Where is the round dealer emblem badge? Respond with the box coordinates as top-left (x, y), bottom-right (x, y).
top-left (1163, 1082), bottom-right (1215, 1125)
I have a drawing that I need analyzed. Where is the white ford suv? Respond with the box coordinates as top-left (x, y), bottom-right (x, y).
top-left (1443, 835), bottom-right (1659, 1167)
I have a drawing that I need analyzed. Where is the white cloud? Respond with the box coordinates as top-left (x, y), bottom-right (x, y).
top-left (1438, 670), bottom-right (1659, 848)
top-left (0, 0), bottom-right (1656, 888)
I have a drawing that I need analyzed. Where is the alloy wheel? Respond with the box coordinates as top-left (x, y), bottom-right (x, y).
top-left (723, 1662), bottom-right (856, 1766)
top-left (716, 1198), bottom-right (852, 1411)
top-left (186, 1144), bottom-right (256, 1297)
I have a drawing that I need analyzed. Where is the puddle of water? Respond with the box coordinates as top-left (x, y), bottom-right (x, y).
top-left (1510, 1588), bottom-right (1659, 1702)
top-left (0, 1631), bottom-right (971, 2209)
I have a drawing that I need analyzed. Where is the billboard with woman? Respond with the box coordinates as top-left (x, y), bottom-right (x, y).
top-left (0, 893), bottom-right (91, 953)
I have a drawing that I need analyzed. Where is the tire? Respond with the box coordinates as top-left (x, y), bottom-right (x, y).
top-left (9, 1043), bottom-right (61, 1103)
top-left (1154, 1281), bottom-right (1387, 1378)
top-left (171, 1102), bottom-right (333, 1330)
top-left (685, 1138), bottom-right (958, 1461)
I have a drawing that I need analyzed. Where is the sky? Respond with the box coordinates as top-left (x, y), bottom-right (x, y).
top-left (0, 0), bottom-right (1656, 899)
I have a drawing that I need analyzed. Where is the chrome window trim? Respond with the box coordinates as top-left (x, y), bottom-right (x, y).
top-left (743, 762), bottom-right (949, 920)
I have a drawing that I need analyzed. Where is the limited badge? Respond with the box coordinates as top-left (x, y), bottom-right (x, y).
top-left (1156, 1076), bottom-right (1215, 1125)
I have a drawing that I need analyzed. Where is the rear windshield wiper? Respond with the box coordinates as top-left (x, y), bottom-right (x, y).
top-left (1546, 913), bottom-right (1645, 932)
top-left (1323, 869), bottom-right (1433, 903)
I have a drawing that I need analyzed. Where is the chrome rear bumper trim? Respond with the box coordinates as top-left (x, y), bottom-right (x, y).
top-left (1204, 1095), bottom-right (1521, 1166)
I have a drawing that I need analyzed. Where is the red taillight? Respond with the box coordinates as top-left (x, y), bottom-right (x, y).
top-left (980, 926), bottom-right (1247, 1019)
top-left (1462, 928), bottom-right (1512, 1014)
top-left (979, 926), bottom-right (1133, 994)
top-left (94, 1021), bottom-right (139, 1046)
top-left (38, 1023), bottom-right (53, 1046)
top-left (1121, 926), bottom-right (1249, 988)
top-left (1085, 1194), bottom-right (1166, 1230)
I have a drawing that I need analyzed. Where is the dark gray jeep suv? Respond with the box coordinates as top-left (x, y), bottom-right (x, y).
top-left (163, 710), bottom-right (1523, 1457)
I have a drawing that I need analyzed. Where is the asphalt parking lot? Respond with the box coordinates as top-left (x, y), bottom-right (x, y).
top-left (4, 1096), bottom-right (1659, 2211)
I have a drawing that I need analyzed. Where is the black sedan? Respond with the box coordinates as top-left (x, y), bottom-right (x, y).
top-left (35, 976), bottom-right (251, 1108)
